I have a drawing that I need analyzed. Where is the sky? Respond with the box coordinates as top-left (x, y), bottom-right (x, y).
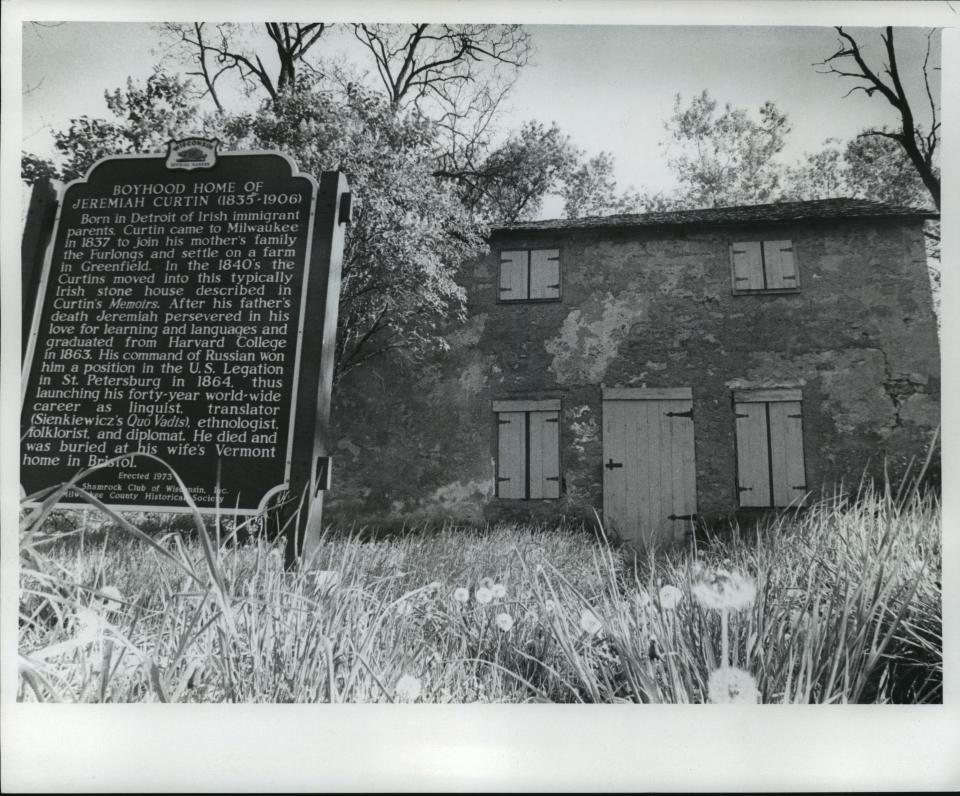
top-left (20, 18), bottom-right (941, 218)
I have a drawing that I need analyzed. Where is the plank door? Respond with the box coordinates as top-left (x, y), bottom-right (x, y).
top-left (601, 387), bottom-right (697, 546)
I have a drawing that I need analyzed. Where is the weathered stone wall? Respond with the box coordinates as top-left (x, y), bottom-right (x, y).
top-left (326, 217), bottom-right (940, 528)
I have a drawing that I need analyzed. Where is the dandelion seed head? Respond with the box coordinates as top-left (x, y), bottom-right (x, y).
top-left (708, 666), bottom-right (760, 704)
top-left (95, 585), bottom-right (124, 611)
top-left (692, 569), bottom-right (756, 612)
top-left (492, 583), bottom-right (507, 600)
top-left (495, 612), bottom-right (514, 632)
top-left (475, 587), bottom-right (493, 605)
top-left (544, 599), bottom-right (556, 613)
top-left (579, 609), bottom-right (602, 636)
top-left (453, 587), bottom-right (470, 603)
top-left (658, 584), bottom-right (684, 610)
top-left (481, 577), bottom-right (494, 589)
top-left (394, 674), bottom-right (422, 702)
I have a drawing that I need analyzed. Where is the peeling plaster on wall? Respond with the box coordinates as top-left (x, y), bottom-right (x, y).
top-left (730, 348), bottom-right (898, 435)
top-left (570, 406), bottom-right (599, 456)
top-left (412, 477), bottom-right (496, 522)
top-left (458, 361), bottom-right (488, 393)
top-left (545, 289), bottom-right (648, 385)
top-left (446, 312), bottom-right (488, 349)
top-left (337, 438), bottom-right (361, 461)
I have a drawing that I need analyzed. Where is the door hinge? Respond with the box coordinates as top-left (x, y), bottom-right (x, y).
top-left (791, 484), bottom-right (807, 490)
top-left (665, 409), bottom-right (693, 418)
top-left (738, 485), bottom-right (752, 492)
top-left (497, 477), bottom-right (511, 482)
top-left (545, 417), bottom-right (559, 423)
top-left (668, 513), bottom-right (697, 521)
top-left (735, 413), bottom-right (750, 418)
top-left (545, 476), bottom-right (560, 482)
top-left (546, 283), bottom-right (561, 289)
top-left (787, 414), bottom-right (802, 419)
top-left (498, 418), bottom-right (512, 424)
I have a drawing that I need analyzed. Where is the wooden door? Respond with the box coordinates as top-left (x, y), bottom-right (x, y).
top-left (601, 387), bottom-right (697, 546)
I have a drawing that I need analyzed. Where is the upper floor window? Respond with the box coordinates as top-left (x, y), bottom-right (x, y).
top-left (730, 240), bottom-right (800, 294)
top-left (499, 249), bottom-right (561, 302)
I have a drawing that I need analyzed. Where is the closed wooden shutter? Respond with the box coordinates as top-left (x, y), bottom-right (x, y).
top-left (767, 400), bottom-right (806, 506)
top-left (763, 240), bottom-right (799, 290)
top-left (731, 241), bottom-right (765, 291)
top-left (735, 401), bottom-right (771, 506)
top-left (496, 411), bottom-right (526, 498)
top-left (529, 249), bottom-right (561, 300)
top-left (529, 410), bottom-right (560, 498)
top-left (499, 250), bottom-right (528, 301)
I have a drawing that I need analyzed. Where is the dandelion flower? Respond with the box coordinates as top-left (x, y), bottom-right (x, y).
top-left (658, 584), bottom-right (683, 611)
top-left (475, 587), bottom-right (493, 605)
top-left (453, 587), bottom-right (470, 603)
top-left (692, 568), bottom-right (756, 612)
top-left (495, 612), bottom-right (514, 632)
top-left (708, 666), bottom-right (760, 704)
top-left (580, 609), bottom-right (602, 636)
top-left (394, 674), bottom-right (422, 702)
top-left (492, 583), bottom-right (507, 600)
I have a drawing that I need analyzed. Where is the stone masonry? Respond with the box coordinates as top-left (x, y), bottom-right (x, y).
top-left (326, 199), bottom-right (940, 539)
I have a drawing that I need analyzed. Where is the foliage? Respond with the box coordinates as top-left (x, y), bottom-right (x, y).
top-left (661, 90), bottom-right (791, 208)
top-left (222, 83), bottom-right (486, 379)
top-left (20, 457), bottom-right (941, 703)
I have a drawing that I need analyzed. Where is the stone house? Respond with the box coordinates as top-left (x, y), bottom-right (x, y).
top-left (328, 198), bottom-right (940, 546)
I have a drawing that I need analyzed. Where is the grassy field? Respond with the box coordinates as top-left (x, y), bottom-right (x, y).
top-left (18, 472), bottom-right (941, 704)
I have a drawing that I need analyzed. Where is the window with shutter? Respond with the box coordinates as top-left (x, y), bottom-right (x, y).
top-left (733, 389), bottom-right (807, 507)
top-left (499, 249), bottom-right (561, 302)
top-left (493, 399), bottom-right (561, 499)
top-left (730, 240), bottom-right (800, 294)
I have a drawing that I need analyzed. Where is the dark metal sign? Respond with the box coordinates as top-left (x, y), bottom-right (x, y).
top-left (21, 146), bottom-right (331, 515)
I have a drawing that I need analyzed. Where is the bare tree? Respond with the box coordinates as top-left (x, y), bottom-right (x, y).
top-left (818, 27), bottom-right (940, 210)
top-left (161, 22), bottom-right (327, 108)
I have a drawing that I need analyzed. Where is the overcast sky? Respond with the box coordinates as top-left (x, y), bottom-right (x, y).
top-left (17, 16), bottom-right (945, 219)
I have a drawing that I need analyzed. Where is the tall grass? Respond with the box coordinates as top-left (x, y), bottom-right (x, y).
top-left (18, 460), bottom-right (940, 703)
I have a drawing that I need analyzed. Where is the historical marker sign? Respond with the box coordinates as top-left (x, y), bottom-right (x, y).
top-left (21, 142), bottom-right (344, 517)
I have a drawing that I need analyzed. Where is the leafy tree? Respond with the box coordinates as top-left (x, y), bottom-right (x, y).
top-left (818, 27), bottom-right (940, 210)
top-left (661, 90), bottom-right (791, 207)
top-left (22, 73), bottom-right (485, 382)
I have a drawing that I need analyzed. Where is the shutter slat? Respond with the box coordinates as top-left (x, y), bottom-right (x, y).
top-left (763, 240), bottom-right (799, 290)
top-left (529, 249), bottom-right (561, 300)
top-left (499, 250), bottom-right (529, 301)
top-left (496, 411), bottom-right (526, 498)
top-left (731, 241), bottom-right (764, 291)
top-left (735, 402), bottom-right (770, 506)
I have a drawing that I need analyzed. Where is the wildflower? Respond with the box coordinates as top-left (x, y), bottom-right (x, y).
top-left (707, 666), bottom-right (760, 704)
top-left (495, 612), bottom-right (514, 632)
top-left (95, 585), bottom-right (124, 612)
top-left (658, 584), bottom-right (683, 611)
top-left (544, 600), bottom-right (556, 614)
top-left (481, 577), bottom-right (494, 589)
top-left (394, 674), bottom-right (422, 702)
top-left (492, 583), bottom-right (507, 600)
top-left (634, 590), bottom-right (651, 610)
top-left (523, 610), bottom-right (539, 624)
top-left (475, 587), bottom-right (493, 605)
top-left (692, 568), bottom-right (756, 612)
top-left (73, 607), bottom-right (107, 642)
top-left (425, 581), bottom-right (441, 596)
top-left (579, 609), bottom-right (602, 636)
top-left (453, 587), bottom-right (470, 603)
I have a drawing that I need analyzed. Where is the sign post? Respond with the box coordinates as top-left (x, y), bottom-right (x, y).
top-left (20, 141), bottom-right (349, 559)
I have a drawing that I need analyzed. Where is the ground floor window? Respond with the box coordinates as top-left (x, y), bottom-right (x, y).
top-left (493, 399), bottom-right (561, 499)
top-left (734, 388), bottom-right (807, 507)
